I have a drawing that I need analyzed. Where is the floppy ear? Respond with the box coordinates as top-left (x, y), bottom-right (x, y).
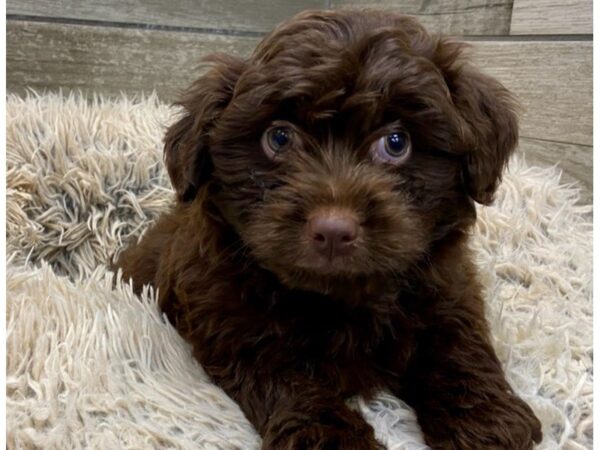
top-left (435, 41), bottom-right (519, 205)
top-left (164, 54), bottom-right (246, 202)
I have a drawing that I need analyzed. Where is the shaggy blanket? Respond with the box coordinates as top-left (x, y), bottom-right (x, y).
top-left (6, 93), bottom-right (593, 450)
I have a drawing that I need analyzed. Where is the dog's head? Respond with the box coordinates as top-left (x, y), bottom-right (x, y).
top-left (164, 10), bottom-right (518, 291)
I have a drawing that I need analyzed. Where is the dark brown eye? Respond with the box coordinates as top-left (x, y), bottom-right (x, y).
top-left (262, 125), bottom-right (293, 159)
top-left (370, 131), bottom-right (411, 165)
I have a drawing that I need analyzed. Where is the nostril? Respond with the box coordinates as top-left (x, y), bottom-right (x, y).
top-left (313, 232), bottom-right (326, 243)
top-left (340, 233), bottom-right (355, 244)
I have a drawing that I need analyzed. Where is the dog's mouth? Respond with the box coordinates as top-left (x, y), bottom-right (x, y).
top-left (265, 252), bottom-right (372, 295)
top-left (294, 251), bottom-right (361, 275)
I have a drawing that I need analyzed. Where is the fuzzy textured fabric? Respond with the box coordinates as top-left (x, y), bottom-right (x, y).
top-left (6, 93), bottom-right (592, 450)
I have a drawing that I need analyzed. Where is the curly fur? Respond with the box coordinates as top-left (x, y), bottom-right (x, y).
top-left (117, 10), bottom-right (542, 449)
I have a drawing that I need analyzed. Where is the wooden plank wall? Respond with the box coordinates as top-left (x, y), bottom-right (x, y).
top-left (7, 0), bottom-right (326, 33)
top-left (6, 0), bottom-right (593, 201)
top-left (511, 0), bottom-right (593, 34)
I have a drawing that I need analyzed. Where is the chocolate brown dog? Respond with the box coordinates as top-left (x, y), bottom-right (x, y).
top-left (116, 9), bottom-right (542, 449)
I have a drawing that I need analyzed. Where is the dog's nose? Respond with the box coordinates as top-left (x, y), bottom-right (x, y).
top-left (307, 211), bottom-right (359, 259)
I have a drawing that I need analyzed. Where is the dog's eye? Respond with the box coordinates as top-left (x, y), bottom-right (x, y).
top-left (262, 126), bottom-right (293, 159)
top-left (371, 132), bottom-right (411, 165)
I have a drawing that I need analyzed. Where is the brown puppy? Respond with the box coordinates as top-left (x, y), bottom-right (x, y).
top-left (116, 10), bottom-right (542, 450)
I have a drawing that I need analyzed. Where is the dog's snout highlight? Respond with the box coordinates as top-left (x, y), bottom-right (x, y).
top-left (307, 210), bottom-right (359, 260)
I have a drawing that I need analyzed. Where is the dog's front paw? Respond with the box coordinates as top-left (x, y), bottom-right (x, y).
top-left (262, 408), bottom-right (384, 450)
top-left (422, 394), bottom-right (542, 450)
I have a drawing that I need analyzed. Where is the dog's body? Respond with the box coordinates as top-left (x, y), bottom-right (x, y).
top-left (117, 10), bottom-right (542, 449)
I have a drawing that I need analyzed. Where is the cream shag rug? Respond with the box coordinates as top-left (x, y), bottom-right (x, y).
top-left (6, 93), bottom-right (593, 450)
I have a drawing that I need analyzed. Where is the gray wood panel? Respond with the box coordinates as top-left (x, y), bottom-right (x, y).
top-left (331, 0), bottom-right (512, 35)
top-left (518, 138), bottom-right (592, 200)
top-left (510, 0), bottom-right (592, 35)
top-left (7, 0), bottom-right (326, 34)
top-left (7, 21), bottom-right (260, 100)
top-left (471, 40), bottom-right (592, 146)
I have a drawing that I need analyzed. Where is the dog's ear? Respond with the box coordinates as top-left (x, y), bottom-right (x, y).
top-left (164, 54), bottom-right (246, 202)
top-left (434, 41), bottom-right (519, 205)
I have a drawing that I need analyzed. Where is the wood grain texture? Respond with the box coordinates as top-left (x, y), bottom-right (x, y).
top-left (471, 40), bottom-right (592, 146)
top-left (7, 0), bottom-right (326, 34)
top-left (330, 0), bottom-right (513, 35)
top-left (510, 0), bottom-right (592, 35)
top-left (7, 21), bottom-right (260, 100)
top-left (518, 138), bottom-right (592, 200)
